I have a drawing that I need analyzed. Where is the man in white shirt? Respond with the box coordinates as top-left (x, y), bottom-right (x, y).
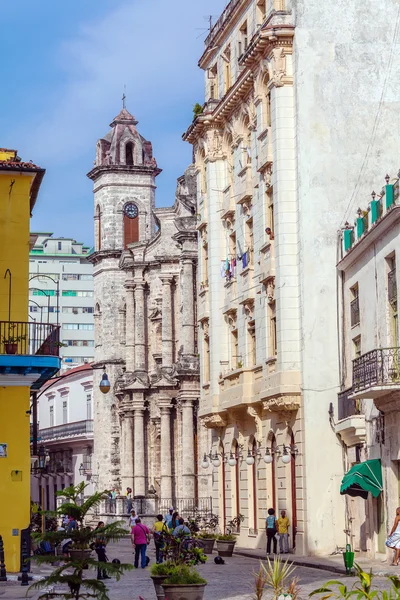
top-left (129, 509), bottom-right (138, 529)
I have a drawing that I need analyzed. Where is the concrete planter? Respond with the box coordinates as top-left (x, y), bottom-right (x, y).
top-left (68, 549), bottom-right (92, 562)
top-left (198, 537), bottom-right (216, 554)
top-left (216, 539), bottom-right (236, 557)
top-left (151, 575), bottom-right (167, 600)
top-left (161, 583), bottom-right (207, 600)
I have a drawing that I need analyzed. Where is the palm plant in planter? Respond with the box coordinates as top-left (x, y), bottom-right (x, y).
top-left (29, 483), bottom-right (132, 600)
top-left (150, 529), bottom-right (207, 600)
top-left (216, 514), bottom-right (244, 557)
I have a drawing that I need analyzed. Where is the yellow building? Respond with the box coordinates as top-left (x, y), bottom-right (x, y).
top-left (0, 149), bottom-right (61, 572)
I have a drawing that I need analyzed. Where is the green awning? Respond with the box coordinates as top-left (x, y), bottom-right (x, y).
top-left (340, 459), bottom-right (383, 500)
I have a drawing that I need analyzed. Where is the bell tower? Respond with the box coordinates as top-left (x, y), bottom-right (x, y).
top-left (87, 106), bottom-right (161, 490)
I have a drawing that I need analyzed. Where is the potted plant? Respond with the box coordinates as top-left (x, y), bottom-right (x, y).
top-left (216, 514), bottom-right (244, 557)
top-left (157, 528), bottom-right (208, 600)
top-left (150, 561), bottom-right (172, 600)
top-left (29, 482), bottom-right (133, 600)
top-left (197, 514), bottom-right (219, 554)
top-left (2, 325), bottom-right (26, 354)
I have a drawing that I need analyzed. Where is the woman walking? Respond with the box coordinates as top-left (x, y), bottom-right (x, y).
top-left (266, 508), bottom-right (278, 555)
top-left (170, 511), bottom-right (179, 531)
top-left (94, 521), bottom-right (110, 580)
top-left (386, 507), bottom-right (400, 565)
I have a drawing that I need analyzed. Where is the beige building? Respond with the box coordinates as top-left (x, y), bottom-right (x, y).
top-left (183, 0), bottom-right (400, 554)
top-left (337, 173), bottom-right (400, 558)
top-left (87, 108), bottom-right (201, 510)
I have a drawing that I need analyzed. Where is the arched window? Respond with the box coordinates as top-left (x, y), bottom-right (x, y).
top-left (123, 202), bottom-right (139, 248)
top-left (126, 142), bottom-right (134, 166)
top-left (95, 205), bottom-right (101, 251)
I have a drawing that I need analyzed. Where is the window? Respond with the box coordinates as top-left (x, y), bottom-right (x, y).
top-left (231, 328), bottom-right (239, 369)
top-left (244, 217), bottom-right (254, 266)
top-left (62, 274), bottom-right (93, 281)
top-left (266, 187), bottom-right (274, 234)
top-left (32, 289), bottom-right (56, 296)
top-left (58, 242), bottom-right (62, 251)
top-left (238, 21), bottom-right (248, 59)
top-left (387, 255), bottom-right (398, 346)
top-left (350, 284), bottom-right (360, 327)
top-left (223, 45), bottom-right (232, 93)
top-left (123, 203), bottom-right (139, 248)
top-left (62, 307), bottom-right (94, 314)
top-left (49, 405), bottom-right (54, 427)
top-left (248, 321), bottom-right (256, 366)
top-left (256, 0), bottom-right (267, 23)
top-left (62, 401), bottom-right (68, 424)
top-left (63, 340), bottom-right (95, 347)
top-left (353, 336), bottom-right (361, 359)
top-left (202, 320), bottom-right (210, 383)
top-left (269, 307), bottom-right (277, 357)
top-left (126, 142), bottom-right (134, 166)
top-left (209, 63), bottom-right (218, 100)
top-left (86, 393), bottom-right (92, 420)
top-left (62, 291), bottom-right (94, 297)
top-left (63, 323), bottom-right (94, 330)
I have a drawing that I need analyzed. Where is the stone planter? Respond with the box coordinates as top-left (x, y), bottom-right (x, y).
top-left (198, 537), bottom-right (216, 554)
top-left (69, 549), bottom-right (92, 562)
top-left (151, 575), bottom-right (167, 600)
top-left (161, 583), bottom-right (207, 600)
top-left (216, 539), bottom-right (236, 557)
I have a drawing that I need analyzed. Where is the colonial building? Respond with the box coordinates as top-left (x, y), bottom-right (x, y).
top-left (183, 0), bottom-right (400, 554)
top-left (87, 108), bottom-right (200, 508)
top-left (336, 173), bottom-right (400, 558)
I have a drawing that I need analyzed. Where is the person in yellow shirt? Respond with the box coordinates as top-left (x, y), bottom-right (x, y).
top-left (153, 514), bottom-right (168, 564)
top-left (277, 510), bottom-right (290, 553)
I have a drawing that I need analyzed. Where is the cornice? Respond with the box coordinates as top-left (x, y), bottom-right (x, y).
top-left (87, 163), bottom-right (162, 182)
top-left (88, 249), bottom-right (122, 265)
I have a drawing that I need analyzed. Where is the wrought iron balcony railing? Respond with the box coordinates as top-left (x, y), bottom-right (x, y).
top-left (352, 347), bottom-right (400, 393)
top-left (0, 321), bottom-right (60, 356)
top-left (350, 297), bottom-right (360, 327)
top-left (39, 420), bottom-right (93, 441)
top-left (337, 387), bottom-right (360, 420)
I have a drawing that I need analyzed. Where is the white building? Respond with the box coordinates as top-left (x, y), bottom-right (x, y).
top-left (29, 233), bottom-right (95, 370)
top-left (336, 173), bottom-right (400, 558)
top-left (183, 0), bottom-right (400, 554)
top-left (31, 364), bottom-right (94, 510)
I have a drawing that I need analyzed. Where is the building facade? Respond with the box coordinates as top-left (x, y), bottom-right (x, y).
top-left (183, 0), bottom-right (400, 554)
top-left (87, 108), bottom-right (200, 507)
top-left (29, 233), bottom-right (94, 370)
top-left (0, 149), bottom-right (60, 571)
top-left (337, 174), bottom-right (400, 558)
top-left (31, 364), bottom-right (94, 511)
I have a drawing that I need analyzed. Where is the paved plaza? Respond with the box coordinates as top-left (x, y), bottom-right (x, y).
top-left (0, 538), bottom-right (397, 600)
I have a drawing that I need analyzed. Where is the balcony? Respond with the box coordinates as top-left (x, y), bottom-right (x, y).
top-left (352, 347), bottom-right (400, 399)
top-left (0, 321), bottom-right (61, 389)
top-left (335, 387), bottom-right (365, 447)
top-left (39, 420), bottom-right (94, 442)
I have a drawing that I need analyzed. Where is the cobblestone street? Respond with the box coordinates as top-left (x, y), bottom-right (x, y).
top-left (0, 538), bottom-right (396, 600)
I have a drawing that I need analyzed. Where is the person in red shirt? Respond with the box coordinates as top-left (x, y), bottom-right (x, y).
top-left (131, 518), bottom-right (151, 568)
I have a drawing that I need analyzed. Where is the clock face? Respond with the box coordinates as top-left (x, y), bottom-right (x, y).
top-left (124, 202), bottom-right (138, 219)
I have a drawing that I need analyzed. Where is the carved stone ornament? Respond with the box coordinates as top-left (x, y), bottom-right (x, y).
top-left (262, 395), bottom-right (301, 413)
top-left (247, 406), bottom-right (263, 444)
top-left (262, 163), bottom-right (273, 188)
top-left (201, 414), bottom-right (227, 429)
top-left (207, 129), bottom-right (223, 160)
top-left (268, 47), bottom-right (287, 88)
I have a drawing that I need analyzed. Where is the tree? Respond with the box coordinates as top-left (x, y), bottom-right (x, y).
top-left (29, 483), bottom-right (132, 600)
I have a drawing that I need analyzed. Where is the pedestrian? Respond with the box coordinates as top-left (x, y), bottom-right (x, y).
top-left (172, 517), bottom-right (191, 537)
top-left (94, 521), bottom-right (111, 581)
top-left (129, 509), bottom-right (138, 528)
top-left (164, 507), bottom-right (174, 528)
top-left (386, 507), bottom-right (400, 565)
top-left (170, 511), bottom-right (179, 531)
top-left (66, 515), bottom-right (77, 533)
top-left (265, 508), bottom-right (278, 555)
top-left (277, 510), bottom-right (290, 554)
top-left (131, 518), bottom-right (151, 569)
top-left (153, 514), bottom-right (168, 564)
top-left (126, 487), bottom-right (133, 513)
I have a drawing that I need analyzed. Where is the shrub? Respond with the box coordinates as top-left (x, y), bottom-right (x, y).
top-left (164, 565), bottom-right (206, 585)
top-left (217, 534), bottom-right (236, 542)
top-left (198, 532), bottom-right (218, 539)
top-left (150, 561), bottom-right (174, 577)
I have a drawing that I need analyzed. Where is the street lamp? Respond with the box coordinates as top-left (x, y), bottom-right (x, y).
top-left (99, 369), bottom-right (111, 394)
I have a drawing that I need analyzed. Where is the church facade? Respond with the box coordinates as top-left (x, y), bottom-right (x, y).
top-left (87, 108), bottom-right (201, 508)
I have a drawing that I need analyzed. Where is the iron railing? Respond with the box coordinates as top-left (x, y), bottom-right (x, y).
top-left (39, 420), bottom-right (93, 441)
top-left (388, 268), bottom-right (397, 305)
top-left (0, 321), bottom-right (60, 356)
top-left (337, 387), bottom-right (360, 420)
top-left (352, 347), bottom-right (400, 392)
top-left (350, 297), bottom-right (360, 327)
top-left (158, 497), bottom-right (213, 517)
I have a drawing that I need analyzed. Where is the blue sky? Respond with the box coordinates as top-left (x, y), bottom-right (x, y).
top-left (0, 0), bottom-right (226, 246)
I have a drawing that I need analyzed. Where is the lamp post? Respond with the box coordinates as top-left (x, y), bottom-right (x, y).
top-left (28, 288), bottom-right (51, 324)
top-left (201, 443), bottom-right (298, 469)
top-left (29, 300), bottom-right (44, 323)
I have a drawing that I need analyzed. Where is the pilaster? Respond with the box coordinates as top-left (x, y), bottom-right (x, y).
top-left (134, 282), bottom-right (146, 372)
top-left (160, 275), bottom-right (174, 367)
top-left (124, 281), bottom-right (135, 372)
top-left (159, 399), bottom-right (173, 500)
top-left (132, 399), bottom-right (146, 496)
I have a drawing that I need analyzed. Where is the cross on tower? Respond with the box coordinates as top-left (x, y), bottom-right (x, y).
top-left (122, 91), bottom-right (126, 109)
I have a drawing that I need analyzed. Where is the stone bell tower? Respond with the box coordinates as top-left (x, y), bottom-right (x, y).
top-left (87, 106), bottom-right (161, 491)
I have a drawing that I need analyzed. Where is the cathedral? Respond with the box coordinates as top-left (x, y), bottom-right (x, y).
top-left (87, 107), bottom-right (201, 506)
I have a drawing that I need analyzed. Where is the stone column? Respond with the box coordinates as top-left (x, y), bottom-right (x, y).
top-left (125, 282), bottom-right (135, 372)
top-left (159, 402), bottom-right (172, 500)
top-left (161, 276), bottom-right (174, 367)
top-left (133, 403), bottom-right (146, 496)
top-left (181, 258), bottom-right (195, 355)
top-left (121, 410), bottom-right (134, 493)
top-left (134, 283), bottom-right (146, 371)
top-left (181, 398), bottom-right (195, 498)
